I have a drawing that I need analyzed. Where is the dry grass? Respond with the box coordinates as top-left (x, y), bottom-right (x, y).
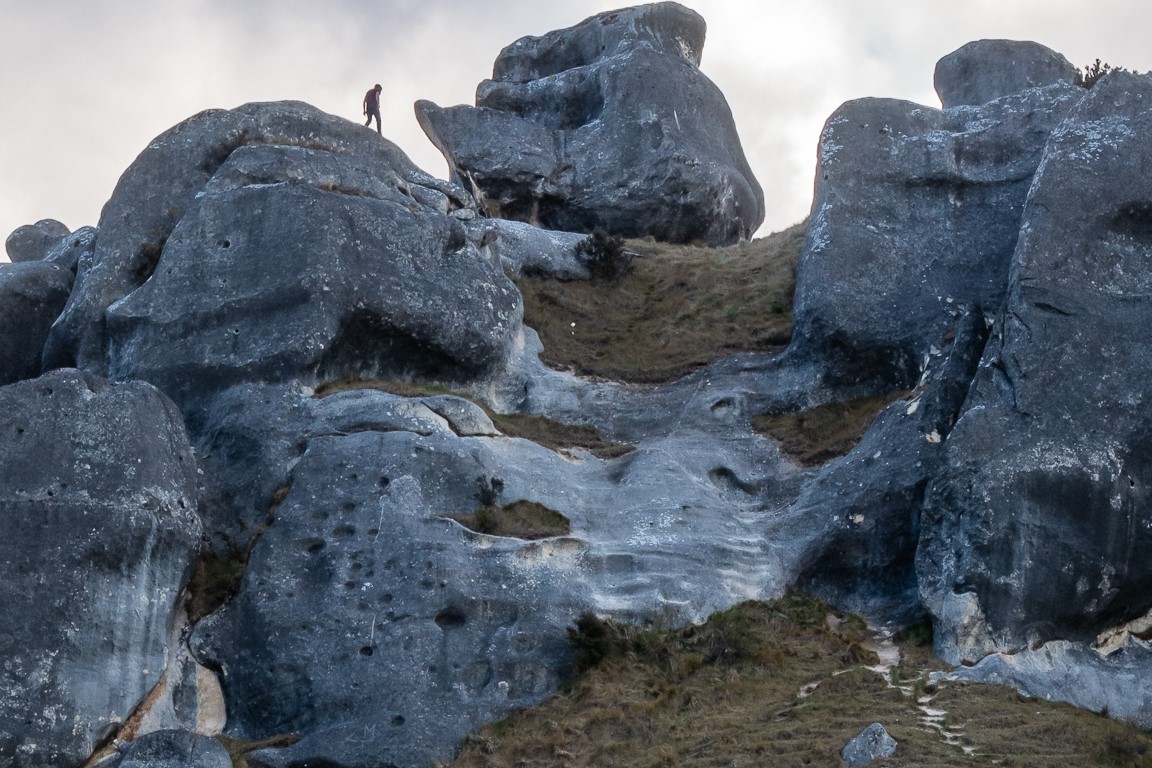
top-left (446, 596), bottom-right (1152, 768)
top-left (752, 390), bottom-right (910, 466)
top-left (314, 377), bottom-right (633, 459)
top-left (446, 500), bottom-right (572, 540)
top-left (515, 223), bottom-right (805, 383)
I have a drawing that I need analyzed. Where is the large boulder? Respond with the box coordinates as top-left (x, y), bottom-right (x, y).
top-left (416, 2), bottom-right (764, 245)
top-left (190, 383), bottom-right (800, 767)
top-left (43, 100), bottom-right (485, 381)
top-left (0, 261), bottom-right (73, 385)
top-left (788, 76), bottom-right (1082, 390)
top-left (101, 141), bottom-right (520, 409)
top-left (0, 370), bottom-right (202, 768)
top-left (935, 39), bottom-right (1079, 109)
top-left (918, 72), bottom-right (1152, 664)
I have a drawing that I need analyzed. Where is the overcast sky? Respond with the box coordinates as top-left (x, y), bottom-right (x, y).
top-left (2, 0), bottom-right (1150, 262)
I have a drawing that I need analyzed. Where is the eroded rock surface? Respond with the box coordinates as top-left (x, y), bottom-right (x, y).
top-left (919, 72), bottom-right (1152, 663)
top-left (5, 218), bottom-right (70, 263)
top-left (191, 381), bottom-right (800, 767)
top-left (416, 2), bottom-right (764, 245)
top-left (101, 140), bottom-right (520, 409)
top-left (44, 101), bottom-right (493, 384)
top-left (935, 39), bottom-right (1079, 108)
top-left (0, 261), bottom-right (73, 385)
top-left (0, 370), bottom-right (201, 768)
top-left (788, 80), bottom-right (1082, 389)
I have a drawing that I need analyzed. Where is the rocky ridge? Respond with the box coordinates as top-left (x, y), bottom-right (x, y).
top-left (3, 6), bottom-right (1152, 767)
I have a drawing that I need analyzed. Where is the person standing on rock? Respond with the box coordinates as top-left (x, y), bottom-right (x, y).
top-left (363, 84), bottom-right (383, 134)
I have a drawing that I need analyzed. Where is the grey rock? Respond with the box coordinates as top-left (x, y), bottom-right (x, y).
top-left (189, 379), bottom-right (803, 768)
top-left (118, 730), bottom-right (231, 768)
top-left (932, 638), bottom-right (1152, 729)
top-left (466, 218), bottom-right (590, 280)
top-left (0, 261), bottom-right (73, 385)
top-left (919, 72), bottom-right (1152, 663)
top-left (788, 81), bottom-right (1081, 390)
top-left (5, 218), bottom-right (70, 262)
top-left (781, 310), bottom-right (987, 626)
top-left (416, 2), bottom-right (764, 245)
top-left (0, 370), bottom-right (202, 768)
top-left (935, 39), bottom-right (1079, 108)
top-left (840, 723), bottom-right (898, 767)
top-left (44, 224), bottom-right (97, 273)
top-left (97, 139), bottom-right (520, 409)
top-left (43, 100), bottom-right (454, 375)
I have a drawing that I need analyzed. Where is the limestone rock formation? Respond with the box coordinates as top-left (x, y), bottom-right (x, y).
top-left (101, 140), bottom-right (520, 409)
top-left (919, 72), bottom-right (1152, 664)
top-left (0, 370), bottom-right (202, 768)
top-left (416, 2), bottom-right (764, 245)
top-left (787, 78), bottom-right (1082, 390)
top-left (116, 730), bottom-right (231, 768)
top-left (935, 39), bottom-right (1079, 108)
top-left (0, 261), bottom-right (73, 385)
top-left (43, 100), bottom-right (494, 384)
top-left (5, 218), bottom-right (70, 263)
top-left (10, 11), bottom-right (1152, 765)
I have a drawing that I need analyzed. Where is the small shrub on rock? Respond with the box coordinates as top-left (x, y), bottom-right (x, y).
top-left (1077, 58), bottom-right (1129, 88)
top-left (576, 228), bottom-right (634, 282)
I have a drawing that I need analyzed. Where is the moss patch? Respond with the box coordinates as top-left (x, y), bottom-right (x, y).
top-left (516, 222), bottom-right (804, 383)
top-left (448, 596), bottom-right (1152, 768)
top-left (753, 390), bottom-right (910, 466)
top-left (447, 500), bottom-right (572, 540)
top-left (314, 377), bottom-right (633, 459)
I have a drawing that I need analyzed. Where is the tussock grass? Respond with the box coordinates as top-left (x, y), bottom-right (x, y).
top-left (515, 223), bottom-right (805, 383)
top-left (447, 596), bottom-right (1152, 768)
top-left (752, 390), bottom-right (910, 466)
top-left (446, 500), bottom-right (571, 540)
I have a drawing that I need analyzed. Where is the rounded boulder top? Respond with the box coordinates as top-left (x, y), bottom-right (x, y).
top-left (934, 39), bottom-right (1078, 108)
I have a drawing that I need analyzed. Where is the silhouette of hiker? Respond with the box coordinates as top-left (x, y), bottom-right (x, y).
top-left (363, 84), bottom-right (383, 134)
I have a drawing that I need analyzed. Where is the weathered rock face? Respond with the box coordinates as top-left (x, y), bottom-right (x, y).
top-left (189, 381), bottom-right (802, 768)
top-left (935, 40), bottom-right (1079, 109)
top-left (0, 261), bottom-right (74, 385)
top-left (5, 218), bottom-right (70, 263)
top-left (787, 81), bottom-right (1082, 390)
top-left (101, 140), bottom-right (520, 409)
top-left (44, 100), bottom-right (495, 383)
top-left (780, 310), bottom-right (987, 627)
top-left (0, 370), bottom-right (202, 768)
top-left (919, 72), bottom-right (1152, 664)
top-left (116, 730), bottom-right (231, 768)
top-left (416, 2), bottom-right (764, 245)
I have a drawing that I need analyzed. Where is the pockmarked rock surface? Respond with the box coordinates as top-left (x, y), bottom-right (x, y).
top-left (787, 79), bottom-right (1082, 389)
top-left (190, 381), bottom-right (801, 768)
top-left (0, 370), bottom-right (202, 768)
top-left (14, 19), bottom-right (1152, 768)
top-left (416, 2), bottom-right (764, 245)
top-left (919, 72), bottom-right (1152, 664)
top-left (935, 39), bottom-right (1079, 108)
top-left (101, 139), bottom-right (520, 408)
top-left (45, 100), bottom-right (505, 386)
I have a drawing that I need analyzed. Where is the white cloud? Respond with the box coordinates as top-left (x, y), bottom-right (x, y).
top-left (2, 0), bottom-right (1150, 261)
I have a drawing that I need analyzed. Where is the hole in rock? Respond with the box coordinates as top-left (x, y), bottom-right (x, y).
top-left (435, 606), bottom-right (468, 629)
top-left (359, 646), bottom-right (374, 657)
top-left (392, 715), bottom-right (406, 726)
